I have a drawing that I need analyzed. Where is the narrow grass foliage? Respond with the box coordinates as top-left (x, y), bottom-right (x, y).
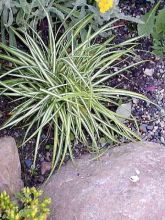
top-left (0, 15), bottom-right (149, 177)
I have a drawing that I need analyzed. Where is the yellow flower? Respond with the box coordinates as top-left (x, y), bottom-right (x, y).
top-left (15, 214), bottom-right (20, 220)
top-left (96, 0), bottom-right (114, 13)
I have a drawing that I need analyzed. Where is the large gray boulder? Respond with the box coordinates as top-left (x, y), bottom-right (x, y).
top-left (0, 136), bottom-right (23, 195)
top-left (44, 141), bottom-right (165, 220)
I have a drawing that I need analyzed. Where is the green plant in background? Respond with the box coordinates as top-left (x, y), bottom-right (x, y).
top-left (138, 0), bottom-right (165, 57)
top-left (53, 0), bottom-right (143, 37)
top-left (0, 187), bottom-right (51, 220)
top-left (0, 0), bottom-right (143, 46)
top-left (0, 0), bottom-right (79, 28)
top-left (152, 7), bottom-right (165, 56)
top-left (0, 13), bottom-right (149, 178)
top-left (0, 0), bottom-right (68, 45)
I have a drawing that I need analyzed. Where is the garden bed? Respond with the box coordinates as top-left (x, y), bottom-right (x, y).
top-left (0, 0), bottom-right (164, 187)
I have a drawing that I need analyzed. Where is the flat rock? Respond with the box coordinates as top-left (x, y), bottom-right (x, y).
top-left (144, 68), bottom-right (154, 76)
top-left (0, 136), bottom-right (23, 195)
top-left (44, 141), bottom-right (165, 220)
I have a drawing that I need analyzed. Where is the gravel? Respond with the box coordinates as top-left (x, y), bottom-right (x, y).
top-left (111, 0), bottom-right (165, 145)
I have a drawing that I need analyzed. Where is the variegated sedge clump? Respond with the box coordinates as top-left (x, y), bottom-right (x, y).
top-left (0, 187), bottom-right (51, 220)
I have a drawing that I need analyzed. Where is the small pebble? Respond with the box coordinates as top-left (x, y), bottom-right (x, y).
top-left (161, 137), bottom-right (165, 144)
top-left (129, 175), bottom-right (140, 183)
top-left (144, 68), bottom-right (154, 76)
top-left (140, 124), bottom-right (147, 133)
top-left (147, 125), bottom-right (154, 131)
top-left (41, 161), bottom-right (51, 175)
top-left (25, 159), bottom-right (33, 169)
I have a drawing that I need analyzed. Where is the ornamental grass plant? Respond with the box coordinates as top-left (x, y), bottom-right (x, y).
top-left (0, 13), bottom-right (149, 177)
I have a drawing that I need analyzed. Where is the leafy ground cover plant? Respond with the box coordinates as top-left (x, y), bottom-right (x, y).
top-left (0, 187), bottom-right (51, 220)
top-left (0, 0), bottom-right (67, 44)
top-left (138, 0), bottom-right (165, 57)
top-left (0, 13), bottom-right (149, 178)
top-left (0, 0), bottom-right (142, 45)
